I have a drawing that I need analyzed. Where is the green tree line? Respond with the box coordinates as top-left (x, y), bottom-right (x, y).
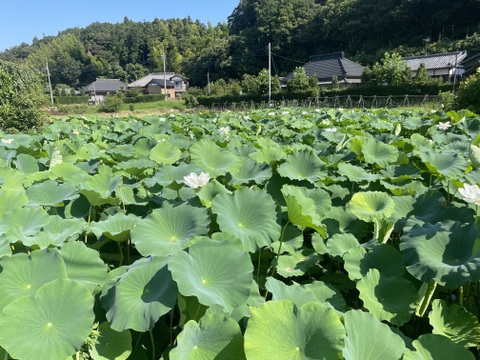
top-left (0, 0), bottom-right (479, 89)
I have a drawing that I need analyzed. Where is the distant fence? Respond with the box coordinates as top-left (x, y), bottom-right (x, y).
top-left (209, 95), bottom-right (440, 111)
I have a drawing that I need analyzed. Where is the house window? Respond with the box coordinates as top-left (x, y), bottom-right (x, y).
top-left (175, 81), bottom-right (183, 90)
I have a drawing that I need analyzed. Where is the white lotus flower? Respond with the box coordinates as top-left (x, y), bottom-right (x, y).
top-left (325, 127), bottom-right (338, 133)
top-left (243, 115), bottom-right (251, 121)
top-left (72, 128), bottom-right (80, 135)
top-left (268, 112), bottom-right (276, 116)
top-left (437, 121), bottom-right (451, 130)
top-left (302, 111), bottom-right (308, 115)
top-left (1, 138), bottom-right (14, 145)
top-left (219, 126), bottom-right (230, 136)
top-left (159, 117), bottom-right (166, 122)
top-left (458, 183), bottom-right (480, 205)
top-left (183, 172), bottom-right (210, 189)
top-left (282, 111), bottom-right (289, 115)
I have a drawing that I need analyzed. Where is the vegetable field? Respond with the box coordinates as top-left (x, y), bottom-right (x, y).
top-left (1, 107), bottom-right (480, 359)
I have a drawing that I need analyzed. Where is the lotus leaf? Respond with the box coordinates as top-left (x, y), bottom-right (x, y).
top-left (361, 137), bottom-right (399, 167)
top-left (428, 299), bottom-right (480, 348)
top-left (149, 141), bottom-right (182, 165)
top-left (212, 188), bottom-right (280, 252)
top-left (347, 191), bottom-right (395, 223)
top-left (282, 184), bottom-right (330, 237)
top-left (90, 322), bottom-right (132, 360)
top-left (403, 334), bottom-right (475, 360)
top-left (90, 212), bottom-right (139, 242)
top-left (342, 310), bottom-right (407, 360)
top-left (0, 279), bottom-right (95, 360)
top-left (244, 300), bottom-right (345, 360)
top-left (170, 314), bottom-right (245, 360)
top-left (190, 140), bottom-right (242, 177)
top-left (131, 202), bottom-right (210, 256)
top-left (101, 256), bottom-right (178, 332)
top-left (26, 179), bottom-right (78, 206)
top-left (277, 149), bottom-right (326, 183)
top-left (357, 268), bottom-right (417, 325)
top-left (400, 221), bottom-right (480, 288)
top-left (168, 237), bottom-right (253, 313)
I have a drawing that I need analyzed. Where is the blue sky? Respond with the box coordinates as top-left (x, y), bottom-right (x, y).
top-left (0, 0), bottom-right (239, 51)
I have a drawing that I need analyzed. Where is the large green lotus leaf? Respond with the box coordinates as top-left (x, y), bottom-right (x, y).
top-left (282, 184), bottom-right (330, 237)
top-left (131, 202), bottom-right (210, 256)
top-left (244, 300), bottom-right (345, 360)
top-left (402, 334), bottom-right (475, 360)
top-left (0, 248), bottom-right (67, 311)
top-left (89, 212), bottom-right (139, 242)
top-left (428, 299), bottom-right (480, 348)
top-left (265, 277), bottom-right (346, 312)
top-left (277, 149), bottom-right (326, 183)
top-left (170, 314), bottom-right (245, 360)
top-left (49, 162), bottom-right (91, 187)
top-left (144, 163), bottom-right (201, 187)
top-left (212, 188), bottom-right (280, 252)
top-left (337, 162), bottom-right (378, 183)
top-left (323, 206), bottom-right (370, 239)
top-left (79, 172), bottom-right (123, 206)
top-left (357, 269), bottom-right (417, 325)
top-left (58, 241), bottom-right (108, 293)
top-left (0, 207), bottom-right (51, 246)
top-left (271, 224), bottom-right (304, 254)
top-left (326, 233), bottom-right (361, 258)
top-left (101, 256), bottom-right (178, 332)
top-left (276, 249), bottom-right (320, 278)
top-left (113, 158), bottom-right (155, 176)
top-left (400, 221), bottom-right (480, 288)
top-left (197, 179), bottom-right (232, 208)
top-left (418, 148), bottom-right (467, 178)
top-left (0, 167), bottom-right (25, 190)
top-left (229, 157), bottom-right (272, 186)
top-left (34, 216), bottom-right (85, 248)
top-left (190, 140), bottom-right (242, 177)
top-left (133, 137), bottom-right (158, 158)
top-left (0, 188), bottom-right (28, 218)
top-left (149, 141), bottom-right (182, 165)
top-left (347, 191), bottom-right (395, 223)
top-left (343, 310), bottom-right (407, 360)
top-left (14, 153), bottom-right (39, 174)
top-left (344, 244), bottom-right (406, 281)
top-left (26, 179), bottom-right (78, 206)
top-left (361, 137), bottom-right (399, 167)
top-left (90, 322), bottom-right (132, 360)
top-left (0, 279), bottom-right (94, 360)
top-left (107, 144), bottom-right (135, 162)
top-left (169, 238), bottom-right (253, 313)
top-left (249, 143), bottom-right (286, 165)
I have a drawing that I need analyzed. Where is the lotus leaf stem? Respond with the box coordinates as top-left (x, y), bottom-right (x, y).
top-left (459, 285), bottom-right (464, 307)
top-left (149, 329), bottom-right (155, 360)
top-left (416, 280), bottom-right (437, 317)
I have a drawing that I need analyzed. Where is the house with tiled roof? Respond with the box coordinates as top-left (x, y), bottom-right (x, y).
top-left (402, 51), bottom-right (468, 82)
top-left (85, 78), bottom-right (127, 104)
top-left (282, 52), bottom-right (364, 88)
top-left (129, 73), bottom-right (189, 99)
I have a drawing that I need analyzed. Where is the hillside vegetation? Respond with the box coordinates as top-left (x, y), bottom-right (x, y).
top-left (0, 0), bottom-right (479, 89)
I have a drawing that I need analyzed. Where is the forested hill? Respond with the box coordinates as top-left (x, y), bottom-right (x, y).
top-left (1, 0), bottom-right (479, 88)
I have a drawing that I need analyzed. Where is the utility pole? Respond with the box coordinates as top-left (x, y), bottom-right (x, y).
top-left (45, 61), bottom-right (54, 106)
top-left (268, 42), bottom-right (272, 103)
top-left (162, 49), bottom-right (167, 101)
top-left (207, 72), bottom-right (211, 96)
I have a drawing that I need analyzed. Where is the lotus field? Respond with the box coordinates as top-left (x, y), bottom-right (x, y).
top-left (1, 107), bottom-right (480, 359)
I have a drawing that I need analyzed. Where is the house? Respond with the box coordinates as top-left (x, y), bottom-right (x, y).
top-left (460, 53), bottom-right (480, 77)
top-left (402, 51), bottom-right (468, 82)
top-left (128, 73), bottom-right (189, 99)
top-left (85, 78), bottom-right (127, 104)
top-left (282, 52), bottom-right (364, 88)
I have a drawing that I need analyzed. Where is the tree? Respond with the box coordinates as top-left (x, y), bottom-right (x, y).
top-left (371, 52), bottom-right (412, 86)
top-left (0, 60), bottom-right (46, 132)
top-left (412, 63), bottom-right (433, 86)
top-left (455, 68), bottom-right (480, 112)
top-left (286, 67), bottom-right (310, 92)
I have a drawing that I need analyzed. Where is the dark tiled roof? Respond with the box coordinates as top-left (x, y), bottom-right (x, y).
top-left (85, 79), bottom-right (127, 92)
top-left (284, 52), bottom-right (364, 82)
top-left (147, 78), bottom-right (175, 87)
top-left (403, 51), bottom-right (467, 71)
top-left (129, 73), bottom-right (188, 87)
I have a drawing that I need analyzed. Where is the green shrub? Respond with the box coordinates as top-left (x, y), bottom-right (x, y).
top-left (455, 69), bottom-right (480, 112)
top-left (438, 91), bottom-right (455, 111)
top-left (0, 60), bottom-right (47, 132)
top-left (98, 95), bottom-right (123, 113)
